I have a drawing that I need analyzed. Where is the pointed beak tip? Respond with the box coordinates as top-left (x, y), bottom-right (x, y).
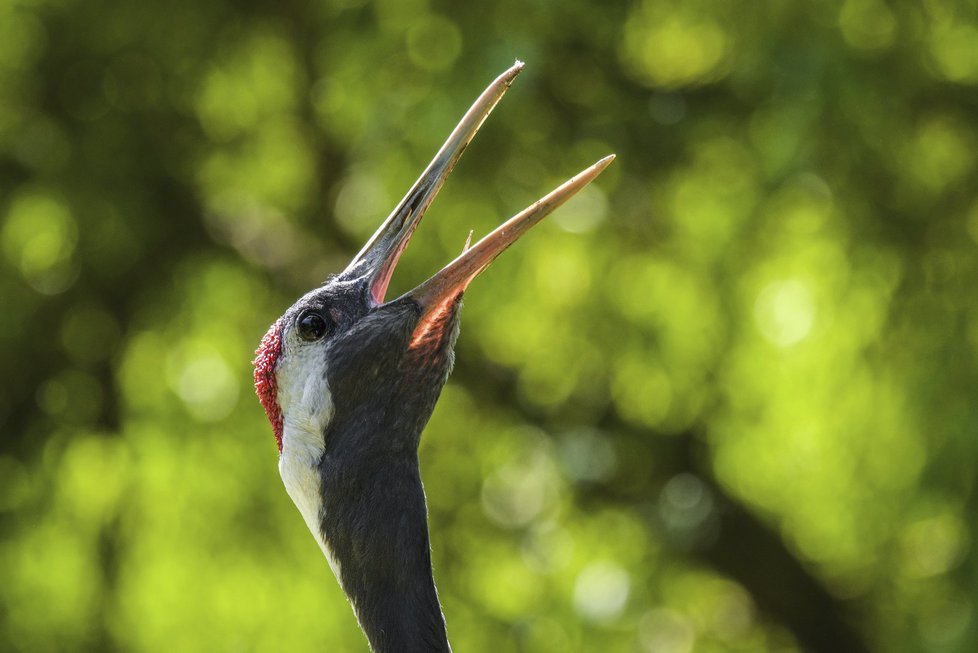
top-left (501, 60), bottom-right (525, 86)
top-left (584, 154), bottom-right (616, 182)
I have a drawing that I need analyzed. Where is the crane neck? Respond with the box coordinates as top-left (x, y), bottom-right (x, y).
top-left (318, 447), bottom-right (451, 653)
top-left (348, 549), bottom-right (451, 653)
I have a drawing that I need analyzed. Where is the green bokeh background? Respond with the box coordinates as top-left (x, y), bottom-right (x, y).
top-left (1, 0), bottom-right (976, 651)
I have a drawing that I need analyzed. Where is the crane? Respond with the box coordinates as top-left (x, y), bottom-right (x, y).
top-left (253, 61), bottom-right (614, 652)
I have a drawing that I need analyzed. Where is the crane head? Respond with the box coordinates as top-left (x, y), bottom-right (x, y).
top-left (251, 62), bottom-right (613, 646)
top-left (255, 61), bottom-right (612, 460)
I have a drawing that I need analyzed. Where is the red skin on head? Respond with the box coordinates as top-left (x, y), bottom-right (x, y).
top-left (254, 320), bottom-right (284, 453)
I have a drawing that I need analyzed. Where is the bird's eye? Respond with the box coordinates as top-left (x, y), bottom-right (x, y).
top-left (297, 311), bottom-right (330, 342)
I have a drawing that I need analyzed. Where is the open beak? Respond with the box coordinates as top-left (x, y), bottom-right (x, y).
top-left (346, 60), bottom-right (615, 328)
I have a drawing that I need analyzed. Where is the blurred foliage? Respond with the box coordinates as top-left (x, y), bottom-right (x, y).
top-left (1, 0), bottom-right (976, 651)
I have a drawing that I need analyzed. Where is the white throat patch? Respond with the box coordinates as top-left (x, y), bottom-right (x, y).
top-left (275, 342), bottom-right (343, 582)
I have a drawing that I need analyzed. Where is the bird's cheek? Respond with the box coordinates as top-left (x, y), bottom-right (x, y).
top-left (278, 369), bottom-right (334, 441)
top-left (299, 373), bottom-right (334, 431)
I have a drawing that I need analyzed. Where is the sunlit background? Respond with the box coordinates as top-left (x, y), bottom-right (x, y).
top-left (1, 0), bottom-right (976, 651)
